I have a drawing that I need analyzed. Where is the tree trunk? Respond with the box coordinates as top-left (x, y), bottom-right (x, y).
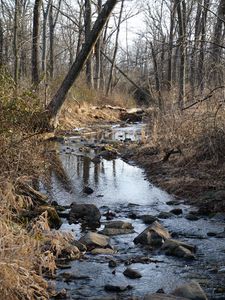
top-left (167, 0), bottom-right (176, 90)
top-left (47, 0), bottom-right (118, 119)
top-left (176, 0), bottom-right (186, 110)
top-left (198, 0), bottom-right (210, 91)
top-left (42, 1), bottom-right (50, 75)
top-left (31, 0), bottom-right (42, 86)
top-left (106, 0), bottom-right (124, 96)
top-left (211, 0), bottom-right (225, 85)
top-left (95, 0), bottom-right (102, 90)
top-left (84, 0), bottom-right (94, 88)
top-left (150, 42), bottom-right (163, 112)
top-left (13, 0), bottom-right (20, 85)
top-left (0, 19), bottom-right (3, 67)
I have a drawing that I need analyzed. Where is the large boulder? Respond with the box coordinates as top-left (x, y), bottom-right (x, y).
top-left (79, 232), bottom-right (111, 250)
top-left (69, 203), bottom-right (101, 227)
top-left (171, 282), bottom-right (208, 300)
top-left (133, 221), bottom-right (171, 247)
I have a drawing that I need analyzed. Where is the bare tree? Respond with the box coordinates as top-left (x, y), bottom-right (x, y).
top-left (47, 0), bottom-right (118, 120)
top-left (31, 0), bottom-right (42, 86)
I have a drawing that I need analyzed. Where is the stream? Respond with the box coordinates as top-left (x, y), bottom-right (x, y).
top-left (43, 123), bottom-right (225, 300)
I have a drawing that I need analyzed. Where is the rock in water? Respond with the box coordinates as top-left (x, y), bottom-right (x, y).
top-left (79, 232), bottom-right (110, 250)
top-left (101, 221), bottom-right (134, 235)
top-left (123, 267), bottom-right (142, 279)
top-left (170, 208), bottom-right (183, 215)
top-left (83, 186), bottom-right (94, 194)
top-left (162, 239), bottom-right (196, 260)
top-left (144, 294), bottom-right (188, 300)
top-left (133, 221), bottom-right (171, 247)
top-left (171, 282), bottom-right (208, 300)
top-left (69, 203), bottom-right (101, 227)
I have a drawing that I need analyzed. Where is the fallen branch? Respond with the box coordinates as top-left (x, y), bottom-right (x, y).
top-left (182, 86), bottom-right (225, 110)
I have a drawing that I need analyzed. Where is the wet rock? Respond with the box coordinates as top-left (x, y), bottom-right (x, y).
top-left (51, 288), bottom-right (68, 299)
top-left (103, 210), bottom-right (116, 220)
top-left (71, 240), bottom-right (87, 252)
top-left (170, 208), bottom-right (183, 215)
top-left (166, 200), bottom-right (180, 206)
top-left (144, 294), bottom-right (188, 300)
top-left (104, 284), bottom-right (133, 292)
top-left (124, 256), bottom-right (156, 265)
top-left (69, 203), bottom-right (101, 227)
top-left (133, 221), bottom-right (171, 247)
top-left (158, 212), bottom-right (174, 219)
top-left (101, 221), bottom-right (134, 235)
top-left (128, 212), bottom-right (137, 219)
top-left (60, 272), bottom-right (90, 282)
top-left (140, 215), bottom-right (158, 224)
top-left (83, 186), bottom-right (94, 194)
top-left (98, 149), bottom-right (118, 160)
top-left (108, 259), bottom-right (117, 268)
top-left (207, 232), bottom-right (217, 237)
top-left (186, 214), bottom-right (199, 221)
top-left (59, 244), bottom-right (80, 260)
top-left (91, 156), bottom-right (101, 164)
top-left (123, 267), bottom-right (142, 279)
top-left (79, 232), bottom-right (110, 250)
top-left (105, 221), bottom-right (133, 229)
top-left (218, 267), bottom-right (225, 273)
top-left (171, 281), bottom-right (207, 300)
top-left (101, 228), bottom-right (135, 236)
top-left (162, 239), bottom-right (196, 259)
top-left (37, 205), bottom-right (62, 229)
top-left (91, 248), bottom-right (115, 255)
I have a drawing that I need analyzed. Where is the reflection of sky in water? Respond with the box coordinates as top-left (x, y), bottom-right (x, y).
top-left (46, 154), bottom-right (171, 209)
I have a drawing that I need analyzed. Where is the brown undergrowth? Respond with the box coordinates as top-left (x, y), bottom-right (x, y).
top-left (131, 99), bottom-right (225, 212)
top-left (0, 71), bottom-right (81, 299)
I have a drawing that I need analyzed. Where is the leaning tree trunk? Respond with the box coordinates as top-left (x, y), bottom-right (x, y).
top-left (31, 0), bottom-right (42, 86)
top-left (47, 0), bottom-right (118, 120)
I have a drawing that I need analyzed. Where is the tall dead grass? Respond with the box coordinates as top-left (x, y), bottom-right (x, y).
top-left (147, 99), bottom-right (225, 165)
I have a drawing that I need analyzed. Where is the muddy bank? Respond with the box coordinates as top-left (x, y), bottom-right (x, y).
top-left (120, 143), bottom-right (225, 215)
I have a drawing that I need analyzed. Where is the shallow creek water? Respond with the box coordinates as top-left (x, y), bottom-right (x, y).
top-left (44, 124), bottom-right (225, 300)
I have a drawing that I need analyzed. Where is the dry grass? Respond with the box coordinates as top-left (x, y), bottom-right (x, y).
top-left (146, 99), bottom-right (225, 165)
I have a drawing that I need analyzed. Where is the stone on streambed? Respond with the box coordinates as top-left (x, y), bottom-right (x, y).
top-left (162, 239), bottom-right (196, 259)
top-left (158, 212), bottom-right (174, 219)
top-left (123, 267), bottom-right (142, 279)
top-left (140, 215), bottom-right (158, 224)
top-left (36, 205), bottom-right (62, 229)
top-left (101, 221), bottom-right (134, 236)
top-left (104, 284), bottom-right (133, 292)
top-left (71, 240), bottom-right (87, 252)
top-left (133, 221), bottom-right (171, 246)
top-left (69, 203), bottom-right (101, 227)
top-left (144, 294), bottom-right (188, 300)
top-left (79, 232), bottom-right (111, 250)
top-left (170, 208), bottom-right (183, 215)
top-left (91, 248), bottom-right (115, 255)
top-left (171, 281), bottom-right (208, 300)
top-left (83, 186), bottom-right (94, 194)
top-left (185, 214), bottom-right (199, 221)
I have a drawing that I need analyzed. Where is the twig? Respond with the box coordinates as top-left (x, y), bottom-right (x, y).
top-left (182, 86), bottom-right (225, 110)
